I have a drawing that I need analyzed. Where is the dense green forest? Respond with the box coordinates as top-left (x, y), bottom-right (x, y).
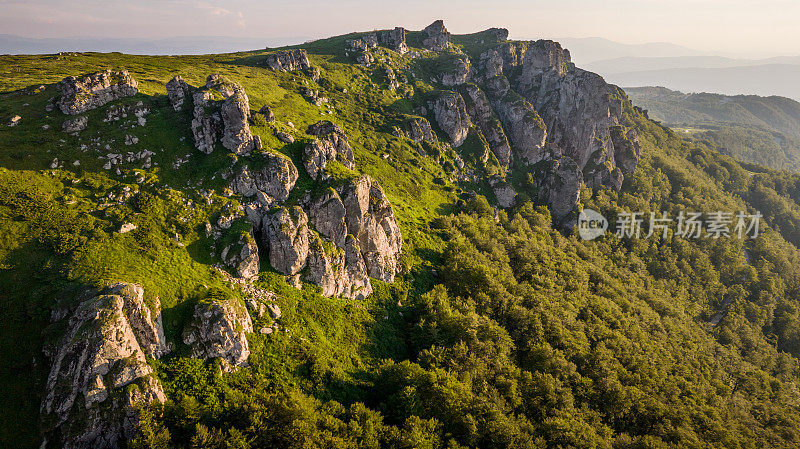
top-left (4, 25), bottom-right (800, 449)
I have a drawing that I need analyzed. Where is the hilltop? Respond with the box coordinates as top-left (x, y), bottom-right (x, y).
top-left (3, 20), bottom-right (800, 449)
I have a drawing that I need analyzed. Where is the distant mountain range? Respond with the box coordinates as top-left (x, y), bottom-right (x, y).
top-left (626, 86), bottom-right (800, 171)
top-left (0, 34), bottom-right (309, 55)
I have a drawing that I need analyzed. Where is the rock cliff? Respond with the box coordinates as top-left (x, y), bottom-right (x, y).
top-left (265, 49), bottom-right (311, 71)
top-left (182, 296), bottom-right (253, 368)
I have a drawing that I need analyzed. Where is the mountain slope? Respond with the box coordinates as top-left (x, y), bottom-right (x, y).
top-left (3, 21), bottom-right (800, 449)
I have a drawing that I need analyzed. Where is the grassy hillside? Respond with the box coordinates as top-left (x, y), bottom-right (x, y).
top-left (4, 31), bottom-right (800, 448)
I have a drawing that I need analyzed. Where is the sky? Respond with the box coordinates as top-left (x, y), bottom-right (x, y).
top-left (1, 0), bottom-right (798, 58)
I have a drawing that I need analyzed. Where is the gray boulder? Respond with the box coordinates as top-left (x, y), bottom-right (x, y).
top-left (182, 296), bottom-right (253, 368)
top-left (58, 70), bottom-right (139, 115)
top-left (308, 188), bottom-right (348, 248)
top-left (62, 115), bottom-right (88, 134)
top-left (429, 92), bottom-right (472, 147)
top-left (263, 206), bottom-right (310, 275)
top-left (379, 27), bottom-right (408, 54)
top-left (221, 232), bottom-right (260, 279)
top-left (190, 90), bottom-right (221, 154)
top-left (397, 116), bottom-right (438, 144)
top-left (258, 105), bottom-right (276, 122)
top-left (165, 75), bottom-right (190, 111)
top-left (42, 283), bottom-right (167, 448)
top-left (220, 86), bottom-right (256, 154)
top-left (303, 121), bottom-right (355, 179)
top-left (265, 49), bottom-right (311, 71)
top-left (231, 152), bottom-right (299, 203)
top-left (305, 234), bottom-right (373, 300)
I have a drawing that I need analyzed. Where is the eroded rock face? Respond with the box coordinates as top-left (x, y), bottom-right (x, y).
top-left (341, 175), bottom-right (403, 282)
top-left (220, 87), bottom-right (256, 154)
top-left (423, 20), bottom-right (451, 51)
top-left (536, 155), bottom-right (582, 228)
top-left (232, 152), bottom-right (299, 204)
top-left (182, 297), bottom-right (253, 367)
top-left (62, 115), bottom-right (88, 134)
top-left (58, 70), bottom-right (139, 115)
top-left (489, 176), bottom-right (516, 208)
top-left (462, 84), bottom-right (512, 166)
top-left (429, 92), bottom-right (472, 147)
top-left (222, 232), bottom-right (260, 279)
top-left (611, 126), bottom-right (642, 174)
top-left (303, 121), bottom-right (355, 180)
top-left (305, 234), bottom-right (373, 300)
top-left (308, 188), bottom-right (348, 248)
top-left (263, 206), bottom-right (310, 276)
top-left (441, 55), bottom-right (471, 86)
top-left (42, 283), bottom-right (167, 449)
top-left (490, 87), bottom-right (547, 165)
top-left (191, 90), bottom-right (221, 154)
top-left (265, 49), bottom-right (311, 71)
top-left (379, 27), bottom-right (408, 54)
top-left (166, 76), bottom-right (190, 112)
top-left (397, 116), bottom-right (438, 144)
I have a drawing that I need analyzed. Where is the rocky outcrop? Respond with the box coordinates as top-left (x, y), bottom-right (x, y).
top-left (263, 206), bottom-right (310, 275)
top-left (305, 234), bottom-right (373, 300)
top-left (258, 105), bottom-right (276, 122)
top-left (222, 232), bottom-right (260, 279)
top-left (429, 92), bottom-right (472, 147)
top-left (441, 55), bottom-right (471, 86)
top-left (232, 152), bottom-right (299, 205)
top-left (303, 121), bottom-right (356, 180)
top-left (462, 84), bottom-right (512, 166)
top-left (396, 116), bottom-right (438, 144)
top-left (536, 155), bottom-right (582, 227)
top-left (62, 115), bottom-right (88, 134)
top-left (58, 70), bottom-right (139, 115)
top-left (492, 92), bottom-right (547, 165)
top-left (422, 20), bottom-right (450, 51)
top-left (166, 76), bottom-right (190, 112)
top-left (265, 49), bottom-right (311, 71)
top-left (42, 283), bottom-right (167, 449)
top-left (308, 188), bottom-right (349, 248)
top-left (220, 87), bottom-right (256, 154)
top-left (341, 175), bottom-right (402, 282)
top-left (347, 33), bottom-right (378, 52)
top-left (185, 74), bottom-right (255, 155)
top-left (379, 27), bottom-right (408, 55)
top-left (611, 126), bottom-right (642, 174)
top-left (182, 296), bottom-right (253, 368)
top-left (489, 176), bottom-right (516, 208)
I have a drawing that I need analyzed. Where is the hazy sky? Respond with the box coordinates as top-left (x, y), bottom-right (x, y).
top-left (1, 0), bottom-right (798, 57)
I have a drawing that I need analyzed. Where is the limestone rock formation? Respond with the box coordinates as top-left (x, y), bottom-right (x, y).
top-left (305, 234), bottom-right (373, 300)
top-left (58, 70), bottom-right (139, 115)
top-left (263, 206), bottom-right (310, 275)
top-left (397, 116), bottom-right (438, 144)
top-left (231, 152), bottom-right (299, 204)
top-left (303, 121), bottom-right (356, 180)
top-left (462, 84), bottom-right (512, 166)
top-left (42, 283), bottom-right (167, 448)
top-left (422, 20), bottom-right (451, 51)
top-left (165, 75), bottom-right (190, 111)
top-left (340, 175), bottom-right (403, 282)
top-left (190, 90), bottom-right (221, 154)
top-left (258, 105), bottom-right (276, 122)
top-left (379, 27), bottom-right (408, 55)
top-left (308, 188), bottom-right (349, 248)
top-left (182, 297), bottom-right (253, 367)
top-left (611, 126), bottom-right (642, 175)
top-left (536, 155), bottom-right (583, 227)
top-left (441, 55), bottom-right (471, 86)
top-left (346, 33), bottom-right (378, 52)
top-left (62, 115), bottom-right (88, 134)
top-left (265, 49), bottom-right (311, 71)
top-left (220, 87), bottom-right (256, 154)
top-left (489, 176), bottom-right (516, 208)
top-left (429, 92), bottom-right (472, 147)
top-left (221, 232), bottom-right (260, 279)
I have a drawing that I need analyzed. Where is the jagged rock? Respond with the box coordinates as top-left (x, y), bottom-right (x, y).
top-left (62, 115), bottom-right (88, 133)
top-left (355, 51), bottom-right (374, 67)
top-left (397, 116), bottom-right (438, 144)
top-left (308, 188), bottom-right (348, 248)
top-left (182, 296), bottom-right (253, 367)
top-left (42, 284), bottom-right (167, 448)
top-left (191, 90), bottom-right (221, 154)
top-left (231, 152), bottom-right (299, 204)
top-left (205, 74), bottom-right (236, 97)
top-left (263, 206), bottom-right (310, 275)
top-left (58, 70), bottom-right (139, 115)
top-left (221, 232), bottom-right (260, 279)
top-left (441, 55), bottom-right (471, 86)
top-left (276, 131), bottom-right (295, 144)
top-left (305, 234), bottom-right (373, 300)
top-left (265, 49), bottom-right (311, 71)
top-left (489, 176), bottom-right (516, 208)
top-left (341, 175), bottom-right (402, 282)
top-left (488, 77), bottom-right (547, 165)
top-left (611, 126), bottom-right (642, 174)
top-left (462, 84), bottom-right (512, 166)
top-left (258, 105), bottom-right (276, 122)
top-left (536, 155), bottom-right (582, 227)
top-left (220, 86), bottom-right (255, 154)
top-left (379, 27), bottom-right (408, 54)
top-left (429, 92), bottom-right (472, 147)
top-left (303, 121), bottom-right (355, 179)
top-left (124, 134), bottom-right (138, 145)
top-left (166, 76), bottom-right (190, 111)
top-left (422, 20), bottom-right (451, 51)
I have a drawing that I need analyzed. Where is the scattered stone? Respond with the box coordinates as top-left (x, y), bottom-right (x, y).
top-left (124, 134), bottom-right (138, 145)
top-left (276, 131), bottom-right (294, 144)
top-left (62, 115), bottom-right (87, 133)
